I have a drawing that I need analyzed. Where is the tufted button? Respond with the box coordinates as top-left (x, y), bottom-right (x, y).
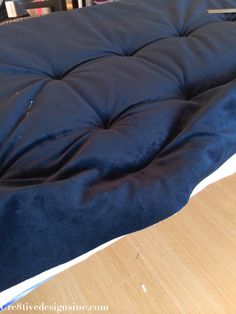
top-left (120, 54), bottom-right (132, 57)
top-left (49, 72), bottom-right (64, 80)
top-left (102, 120), bottom-right (112, 129)
top-left (53, 75), bottom-right (63, 80)
top-left (174, 29), bottom-right (191, 37)
top-left (177, 33), bottom-right (188, 37)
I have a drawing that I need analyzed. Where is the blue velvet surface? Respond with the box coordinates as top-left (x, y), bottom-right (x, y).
top-left (0, 0), bottom-right (236, 291)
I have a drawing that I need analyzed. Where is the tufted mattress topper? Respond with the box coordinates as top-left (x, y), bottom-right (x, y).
top-left (0, 0), bottom-right (236, 292)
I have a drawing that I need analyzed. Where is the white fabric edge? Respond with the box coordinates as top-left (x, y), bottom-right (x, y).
top-left (1, 153), bottom-right (236, 309)
top-left (191, 154), bottom-right (236, 196)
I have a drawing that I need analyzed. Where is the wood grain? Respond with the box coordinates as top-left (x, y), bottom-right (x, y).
top-left (8, 174), bottom-right (236, 313)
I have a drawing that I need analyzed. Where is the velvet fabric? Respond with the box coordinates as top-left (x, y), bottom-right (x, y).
top-left (0, 0), bottom-right (236, 291)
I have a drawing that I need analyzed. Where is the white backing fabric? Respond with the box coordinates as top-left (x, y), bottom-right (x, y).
top-left (0, 154), bottom-right (236, 309)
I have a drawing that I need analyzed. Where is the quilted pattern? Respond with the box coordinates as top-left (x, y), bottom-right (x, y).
top-left (0, 0), bottom-right (236, 291)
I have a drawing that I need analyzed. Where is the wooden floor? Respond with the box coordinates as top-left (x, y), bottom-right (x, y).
top-left (10, 174), bottom-right (236, 313)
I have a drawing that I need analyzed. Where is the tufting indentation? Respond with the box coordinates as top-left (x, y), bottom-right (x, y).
top-left (101, 119), bottom-right (112, 130)
top-left (177, 31), bottom-right (189, 37)
top-left (52, 74), bottom-right (64, 80)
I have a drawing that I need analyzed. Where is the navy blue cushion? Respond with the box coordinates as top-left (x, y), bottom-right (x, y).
top-left (0, 0), bottom-right (236, 291)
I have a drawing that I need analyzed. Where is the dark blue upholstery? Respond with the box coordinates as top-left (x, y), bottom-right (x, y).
top-left (0, 0), bottom-right (236, 291)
